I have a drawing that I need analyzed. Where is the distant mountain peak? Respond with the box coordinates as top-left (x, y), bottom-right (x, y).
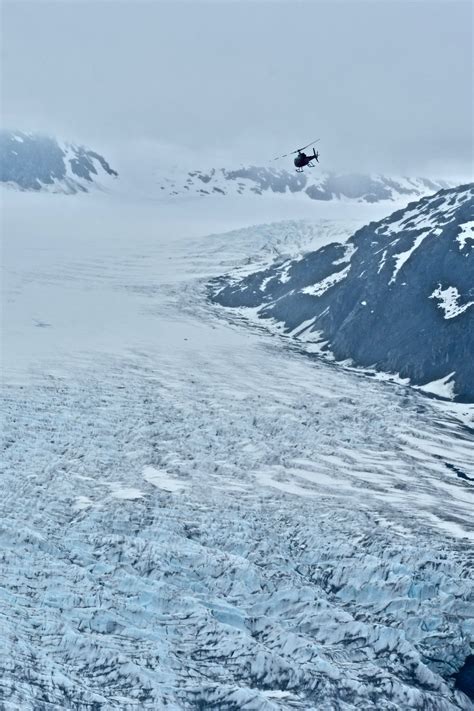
top-left (0, 130), bottom-right (118, 193)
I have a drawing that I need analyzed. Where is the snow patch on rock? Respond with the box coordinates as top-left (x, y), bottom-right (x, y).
top-left (430, 285), bottom-right (474, 319)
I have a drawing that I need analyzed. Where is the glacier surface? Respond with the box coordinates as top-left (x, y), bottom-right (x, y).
top-left (1, 190), bottom-right (473, 710)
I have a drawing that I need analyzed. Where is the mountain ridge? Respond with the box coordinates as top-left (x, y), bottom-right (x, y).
top-left (163, 165), bottom-right (450, 204)
top-left (1, 129), bottom-right (452, 203)
top-left (210, 183), bottom-right (474, 402)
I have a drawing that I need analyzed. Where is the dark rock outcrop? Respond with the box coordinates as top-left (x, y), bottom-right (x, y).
top-left (454, 655), bottom-right (474, 701)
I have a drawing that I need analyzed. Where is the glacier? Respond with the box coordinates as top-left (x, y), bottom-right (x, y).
top-left (1, 189), bottom-right (473, 710)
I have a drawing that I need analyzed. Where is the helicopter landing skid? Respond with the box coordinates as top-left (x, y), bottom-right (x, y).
top-left (295, 164), bottom-right (316, 173)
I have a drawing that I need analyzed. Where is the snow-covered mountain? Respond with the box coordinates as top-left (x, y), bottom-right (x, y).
top-left (210, 184), bottom-right (474, 402)
top-left (161, 166), bottom-right (450, 203)
top-left (0, 130), bottom-right (118, 193)
top-left (1, 130), bottom-right (452, 204)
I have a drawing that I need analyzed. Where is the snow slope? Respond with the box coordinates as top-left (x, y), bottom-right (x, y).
top-left (1, 191), bottom-right (473, 709)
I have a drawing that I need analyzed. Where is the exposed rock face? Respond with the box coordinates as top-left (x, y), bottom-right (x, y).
top-left (454, 655), bottom-right (474, 701)
top-left (210, 184), bottom-right (474, 402)
top-left (0, 130), bottom-right (118, 193)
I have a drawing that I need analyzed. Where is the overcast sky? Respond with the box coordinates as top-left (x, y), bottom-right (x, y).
top-left (1, 1), bottom-right (472, 177)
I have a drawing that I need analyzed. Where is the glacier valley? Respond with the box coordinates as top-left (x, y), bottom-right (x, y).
top-left (1, 190), bottom-right (473, 710)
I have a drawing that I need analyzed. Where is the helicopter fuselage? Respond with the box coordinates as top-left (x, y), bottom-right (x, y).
top-left (294, 152), bottom-right (310, 169)
top-left (294, 149), bottom-right (318, 172)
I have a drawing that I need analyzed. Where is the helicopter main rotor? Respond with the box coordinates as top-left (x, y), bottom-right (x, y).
top-left (273, 138), bottom-right (320, 161)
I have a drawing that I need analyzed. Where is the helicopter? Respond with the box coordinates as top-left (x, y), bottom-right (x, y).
top-left (274, 139), bottom-right (320, 172)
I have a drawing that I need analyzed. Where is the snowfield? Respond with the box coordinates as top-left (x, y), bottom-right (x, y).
top-left (1, 190), bottom-right (473, 709)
